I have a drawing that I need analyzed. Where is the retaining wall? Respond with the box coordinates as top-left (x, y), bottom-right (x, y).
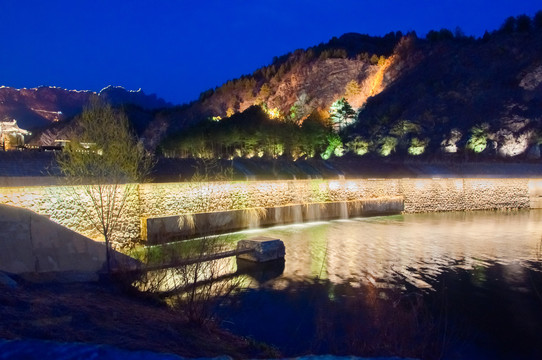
top-left (145, 198), bottom-right (404, 244)
top-left (0, 204), bottom-right (107, 276)
top-left (0, 178), bottom-right (537, 246)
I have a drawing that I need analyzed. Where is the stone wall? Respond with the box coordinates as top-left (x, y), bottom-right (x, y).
top-left (0, 184), bottom-right (140, 246)
top-left (0, 178), bottom-right (537, 246)
top-left (400, 178), bottom-right (530, 212)
top-left (138, 179), bottom-right (401, 218)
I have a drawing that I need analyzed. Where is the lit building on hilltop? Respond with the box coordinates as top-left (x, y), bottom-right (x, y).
top-left (0, 120), bottom-right (31, 150)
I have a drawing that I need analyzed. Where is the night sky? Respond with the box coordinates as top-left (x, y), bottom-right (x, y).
top-left (1, 0), bottom-right (540, 105)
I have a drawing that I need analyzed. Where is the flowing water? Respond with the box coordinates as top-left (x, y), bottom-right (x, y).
top-left (215, 210), bottom-right (542, 359)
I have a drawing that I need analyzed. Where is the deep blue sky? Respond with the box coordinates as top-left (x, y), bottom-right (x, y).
top-left (1, 1), bottom-right (540, 105)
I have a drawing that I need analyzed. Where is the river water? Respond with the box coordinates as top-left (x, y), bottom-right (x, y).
top-left (216, 210), bottom-right (542, 359)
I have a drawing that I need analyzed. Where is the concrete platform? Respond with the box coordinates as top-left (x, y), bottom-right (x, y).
top-left (236, 236), bottom-right (285, 263)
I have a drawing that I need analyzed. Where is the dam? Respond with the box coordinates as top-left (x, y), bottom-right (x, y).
top-left (0, 177), bottom-right (539, 246)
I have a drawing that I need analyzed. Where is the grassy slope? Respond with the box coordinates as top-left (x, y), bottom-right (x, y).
top-left (0, 278), bottom-right (278, 359)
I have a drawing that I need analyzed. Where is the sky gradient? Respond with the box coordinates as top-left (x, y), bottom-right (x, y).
top-left (1, 1), bottom-right (540, 105)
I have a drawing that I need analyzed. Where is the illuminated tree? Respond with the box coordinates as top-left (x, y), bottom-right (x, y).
top-left (408, 137), bottom-right (429, 156)
top-left (389, 120), bottom-right (422, 153)
top-left (56, 99), bottom-right (152, 272)
top-left (321, 133), bottom-right (344, 160)
top-left (356, 52), bottom-right (370, 62)
top-left (347, 136), bottom-right (371, 156)
top-left (378, 136), bottom-right (398, 156)
top-left (467, 123), bottom-right (490, 153)
top-left (344, 80), bottom-right (362, 100)
top-left (289, 92), bottom-right (311, 124)
top-left (329, 97), bottom-right (356, 132)
top-left (257, 83), bottom-right (271, 103)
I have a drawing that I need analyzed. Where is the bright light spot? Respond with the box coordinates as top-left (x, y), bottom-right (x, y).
top-left (266, 107), bottom-right (281, 119)
top-left (415, 180), bottom-right (429, 190)
top-left (443, 144), bottom-right (458, 153)
top-left (333, 144), bottom-right (345, 157)
top-left (441, 129), bottom-right (462, 153)
top-left (497, 131), bottom-right (531, 157)
top-left (346, 181), bottom-right (358, 192)
top-left (329, 180), bottom-right (341, 191)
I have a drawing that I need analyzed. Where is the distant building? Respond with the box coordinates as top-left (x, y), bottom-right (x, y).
top-left (0, 120), bottom-right (31, 150)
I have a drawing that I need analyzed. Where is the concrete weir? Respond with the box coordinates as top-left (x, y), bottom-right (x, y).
top-left (145, 197), bottom-right (404, 245)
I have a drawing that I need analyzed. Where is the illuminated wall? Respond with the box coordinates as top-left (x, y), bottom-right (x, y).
top-left (0, 178), bottom-right (535, 246)
top-left (400, 178), bottom-right (530, 212)
top-left (0, 185), bottom-right (140, 247)
top-left (138, 179), bottom-right (401, 218)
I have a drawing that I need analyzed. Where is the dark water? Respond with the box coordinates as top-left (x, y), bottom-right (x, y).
top-left (217, 210), bottom-right (542, 359)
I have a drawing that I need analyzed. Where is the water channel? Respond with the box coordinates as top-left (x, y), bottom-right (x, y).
top-left (213, 210), bottom-right (542, 359)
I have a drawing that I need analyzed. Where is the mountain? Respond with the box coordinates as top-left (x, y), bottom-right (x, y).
top-left (0, 85), bottom-right (172, 131)
top-left (4, 11), bottom-right (542, 161)
top-left (158, 13), bottom-right (542, 160)
top-left (172, 32), bottom-right (405, 126)
top-left (148, 32), bottom-right (408, 150)
top-left (351, 27), bottom-right (542, 158)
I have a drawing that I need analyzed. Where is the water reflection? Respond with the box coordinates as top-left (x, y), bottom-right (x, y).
top-left (218, 210), bottom-right (542, 359)
top-left (237, 210), bottom-right (542, 291)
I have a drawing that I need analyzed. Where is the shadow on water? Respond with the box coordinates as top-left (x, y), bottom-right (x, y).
top-left (218, 261), bottom-right (542, 360)
top-left (236, 258), bottom-right (285, 284)
top-left (429, 261), bottom-right (542, 360)
top-left (218, 277), bottom-right (445, 359)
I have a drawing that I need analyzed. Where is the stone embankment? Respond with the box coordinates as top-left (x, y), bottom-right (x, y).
top-left (0, 178), bottom-right (538, 246)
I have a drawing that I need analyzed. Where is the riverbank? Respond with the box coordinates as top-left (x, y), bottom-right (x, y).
top-left (0, 275), bottom-right (278, 359)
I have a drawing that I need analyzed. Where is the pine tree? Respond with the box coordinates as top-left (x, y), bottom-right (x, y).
top-left (329, 97), bottom-right (356, 132)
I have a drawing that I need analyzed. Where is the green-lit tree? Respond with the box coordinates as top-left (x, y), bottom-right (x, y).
top-left (56, 98), bottom-right (152, 272)
top-left (467, 123), bottom-right (490, 153)
top-left (321, 133), bottom-right (344, 160)
top-left (346, 136), bottom-right (371, 156)
top-left (329, 97), bottom-right (356, 132)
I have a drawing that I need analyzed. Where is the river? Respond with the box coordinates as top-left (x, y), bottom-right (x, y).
top-left (215, 210), bottom-right (542, 359)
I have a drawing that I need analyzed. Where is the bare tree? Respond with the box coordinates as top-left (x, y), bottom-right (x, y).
top-left (56, 98), bottom-right (152, 273)
top-left (132, 163), bottom-right (247, 325)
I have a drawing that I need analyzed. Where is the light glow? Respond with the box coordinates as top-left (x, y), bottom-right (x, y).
top-left (266, 107), bottom-right (281, 119)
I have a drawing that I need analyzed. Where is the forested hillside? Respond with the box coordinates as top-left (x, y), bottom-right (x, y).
top-left (160, 12), bottom-right (542, 161)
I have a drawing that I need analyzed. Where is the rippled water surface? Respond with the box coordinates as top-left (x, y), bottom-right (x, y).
top-left (218, 210), bottom-right (542, 359)
top-left (257, 210), bottom-right (542, 288)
